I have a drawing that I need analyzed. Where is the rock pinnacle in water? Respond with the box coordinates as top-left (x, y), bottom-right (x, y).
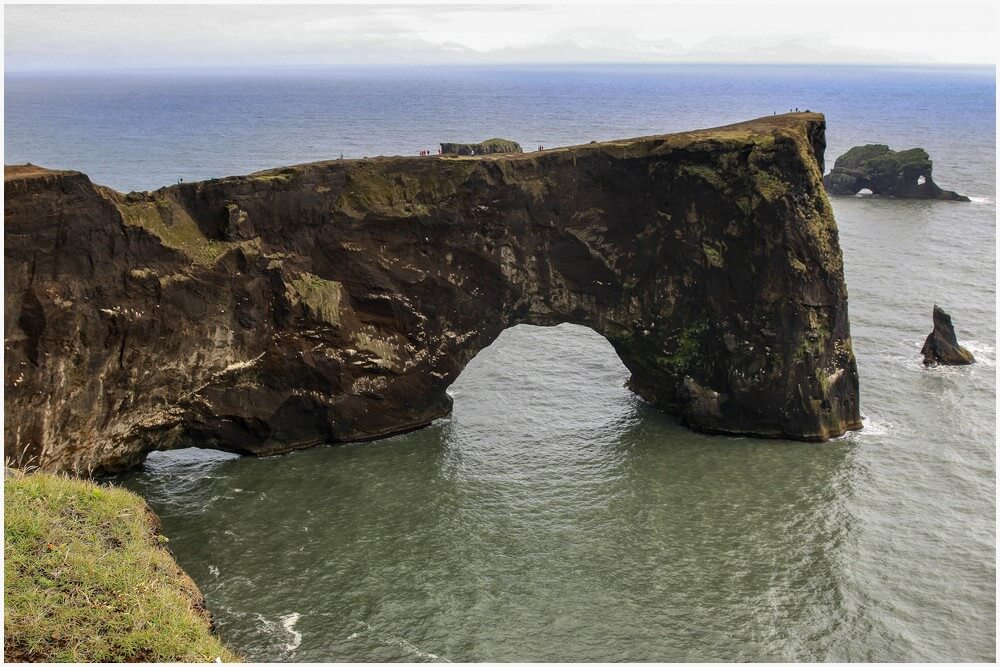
top-left (921, 305), bottom-right (975, 366)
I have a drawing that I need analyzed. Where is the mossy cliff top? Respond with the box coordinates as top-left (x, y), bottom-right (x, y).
top-left (6, 112), bottom-right (826, 189)
top-left (4, 470), bottom-right (238, 662)
top-left (832, 144), bottom-right (932, 172)
top-left (348, 112), bottom-right (822, 165)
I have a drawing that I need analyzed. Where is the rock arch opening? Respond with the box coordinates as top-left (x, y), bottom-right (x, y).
top-left (448, 323), bottom-right (634, 428)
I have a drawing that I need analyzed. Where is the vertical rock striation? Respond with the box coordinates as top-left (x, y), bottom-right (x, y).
top-left (4, 113), bottom-right (861, 475)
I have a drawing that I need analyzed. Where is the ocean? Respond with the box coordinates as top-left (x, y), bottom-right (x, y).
top-left (5, 64), bottom-right (996, 661)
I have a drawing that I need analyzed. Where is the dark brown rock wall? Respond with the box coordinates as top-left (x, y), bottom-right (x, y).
top-left (5, 113), bottom-right (862, 475)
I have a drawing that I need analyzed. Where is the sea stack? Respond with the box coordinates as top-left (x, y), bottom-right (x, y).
top-left (921, 305), bottom-right (975, 366)
top-left (824, 144), bottom-right (969, 201)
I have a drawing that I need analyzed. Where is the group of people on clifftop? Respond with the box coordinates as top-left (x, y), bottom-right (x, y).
top-left (416, 144), bottom-right (545, 156)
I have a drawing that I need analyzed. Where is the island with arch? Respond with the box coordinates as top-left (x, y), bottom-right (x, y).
top-left (5, 112), bottom-right (862, 475)
top-left (823, 143), bottom-right (969, 200)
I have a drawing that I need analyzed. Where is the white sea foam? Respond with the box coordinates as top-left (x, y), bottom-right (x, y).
top-left (968, 196), bottom-right (994, 204)
top-left (281, 613), bottom-right (302, 651)
top-left (961, 340), bottom-right (995, 366)
top-left (246, 612), bottom-right (303, 654)
top-left (857, 415), bottom-right (892, 437)
top-left (350, 620), bottom-right (449, 662)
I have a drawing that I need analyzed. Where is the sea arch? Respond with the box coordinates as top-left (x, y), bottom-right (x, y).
top-left (4, 113), bottom-right (861, 475)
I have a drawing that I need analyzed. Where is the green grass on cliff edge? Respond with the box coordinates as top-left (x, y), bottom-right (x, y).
top-left (3, 470), bottom-right (238, 662)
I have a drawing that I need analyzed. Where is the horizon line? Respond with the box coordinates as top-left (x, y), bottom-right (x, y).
top-left (6, 61), bottom-right (997, 75)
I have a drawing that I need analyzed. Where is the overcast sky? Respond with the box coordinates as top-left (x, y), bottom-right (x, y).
top-left (4, 1), bottom-right (997, 71)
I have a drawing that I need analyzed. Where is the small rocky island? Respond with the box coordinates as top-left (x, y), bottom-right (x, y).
top-left (440, 138), bottom-right (522, 156)
top-left (824, 144), bottom-right (969, 201)
top-left (922, 306), bottom-right (975, 366)
top-left (5, 113), bottom-right (862, 475)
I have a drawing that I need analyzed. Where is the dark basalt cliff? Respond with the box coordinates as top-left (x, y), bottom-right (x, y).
top-left (823, 144), bottom-right (969, 201)
top-left (5, 112), bottom-right (861, 475)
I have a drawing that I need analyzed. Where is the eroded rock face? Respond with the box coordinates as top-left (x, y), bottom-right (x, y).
top-left (5, 113), bottom-right (862, 475)
top-left (921, 305), bottom-right (975, 366)
top-left (823, 144), bottom-right (969, 200)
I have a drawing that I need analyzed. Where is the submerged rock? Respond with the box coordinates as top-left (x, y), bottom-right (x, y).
top-left (823, 144), bottom-right (969, 201)
top-left (4, 112), bottom-right (862, 475)
top-left (440, 138), bottom-right (522, 156)
top-left (921, 305), bottom-right (975, 365)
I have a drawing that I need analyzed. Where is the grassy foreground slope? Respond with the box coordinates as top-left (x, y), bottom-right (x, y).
top-left (4, 470), bottom-right (237, 662)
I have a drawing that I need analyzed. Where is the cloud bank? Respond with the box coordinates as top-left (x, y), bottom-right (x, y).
top-left (4, 2), bottom-right (996, 71)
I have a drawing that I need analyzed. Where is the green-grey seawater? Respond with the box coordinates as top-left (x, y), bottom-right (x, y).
top-left (116, 186), bottom-right (996, 659)
top-left (21, 64), bottom-right (982, 661)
